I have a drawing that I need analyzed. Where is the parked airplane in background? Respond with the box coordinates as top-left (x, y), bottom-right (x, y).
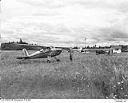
top-left (16, 47), bottom-right (63, 62)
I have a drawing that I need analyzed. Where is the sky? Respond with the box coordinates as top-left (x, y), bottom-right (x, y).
top-left (1, 0), bottom-right (128, 47)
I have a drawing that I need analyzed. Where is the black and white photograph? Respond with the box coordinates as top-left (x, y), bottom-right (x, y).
top-left (1, 0), bottom-right (128, 101)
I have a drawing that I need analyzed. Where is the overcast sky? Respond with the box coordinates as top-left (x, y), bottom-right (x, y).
top-left (1, 0), bottom-right (128, 46)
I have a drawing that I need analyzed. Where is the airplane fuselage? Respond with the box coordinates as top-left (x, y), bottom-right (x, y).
top-left (17, 49), bottom-right (62, 59)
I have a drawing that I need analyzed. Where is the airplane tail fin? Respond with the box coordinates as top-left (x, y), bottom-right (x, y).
top-left (22, 48), bottom-right (29, 56)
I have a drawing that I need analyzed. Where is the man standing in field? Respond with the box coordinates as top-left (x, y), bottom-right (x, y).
top-left (69, 48), bottom-right (73, 61)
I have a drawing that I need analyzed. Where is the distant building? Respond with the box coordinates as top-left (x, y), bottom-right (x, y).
top-left (110, 45), bottom-right (122, 54)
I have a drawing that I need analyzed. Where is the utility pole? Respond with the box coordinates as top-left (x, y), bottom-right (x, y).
top-left (85, 37), bottom-right (86, 48)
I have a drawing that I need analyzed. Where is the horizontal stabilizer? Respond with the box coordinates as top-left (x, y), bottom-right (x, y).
top-left (23, 48), bottom-right (29, 56)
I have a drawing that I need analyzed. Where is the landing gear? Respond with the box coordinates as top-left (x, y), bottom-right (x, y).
top-left (47, 60), bottom-right (51, 63)
top-left (47, 56), bottom-right (60, 63)
top-left (56, 59), bottom-right (60, 62)
top-left (54, 57), bottom-right (60, 62)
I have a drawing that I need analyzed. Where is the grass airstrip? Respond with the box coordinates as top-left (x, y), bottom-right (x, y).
top-left (1, 50), bottom-right (128, 99)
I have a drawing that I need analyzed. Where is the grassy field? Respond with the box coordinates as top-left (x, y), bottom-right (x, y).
top-left (0, 50), bottom-right (128, 99)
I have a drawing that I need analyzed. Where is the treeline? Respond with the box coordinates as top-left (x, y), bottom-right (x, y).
top-left (1, 43), bottom-right (45, 50)
top-left (73, 45), bottom-right (111, 49)
top-left (4, 38), bottom-right (37, 45)
top-left (1, 38), bottom-right (47, 50)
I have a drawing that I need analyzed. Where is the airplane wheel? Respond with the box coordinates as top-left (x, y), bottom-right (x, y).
top-left (47, 60), bottom-right (51, 63)
top-left (56, 59), bottom-right (60, 62)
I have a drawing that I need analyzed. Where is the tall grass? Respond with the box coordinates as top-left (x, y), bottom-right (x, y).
top-left (0, 51), bottom-right (128, 99)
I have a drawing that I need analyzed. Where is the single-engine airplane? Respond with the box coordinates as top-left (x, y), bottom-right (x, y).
top-left (16, 47), bottom-right (63, 62)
